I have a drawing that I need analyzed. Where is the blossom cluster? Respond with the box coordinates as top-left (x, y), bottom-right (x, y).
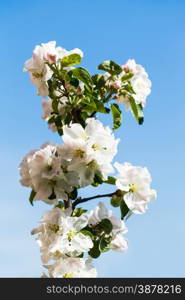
top-left (24, 41), bottom-right (83, 97)
top-left (20, 41), bottom-right (157, 277)
top-left (31, 202), bottom-right (128, 277)
top-left (20, 118), bottom-right (119, 203)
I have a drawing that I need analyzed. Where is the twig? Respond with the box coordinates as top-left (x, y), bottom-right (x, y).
top-left (72, 192), bottom-right (116, 209)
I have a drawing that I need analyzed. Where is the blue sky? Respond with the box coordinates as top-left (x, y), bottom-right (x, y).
top-left (0, 0), bottom-right (185, 277)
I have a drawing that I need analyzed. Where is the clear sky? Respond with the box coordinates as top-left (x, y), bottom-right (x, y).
top-left (0, 0), bottom-right (185, 277)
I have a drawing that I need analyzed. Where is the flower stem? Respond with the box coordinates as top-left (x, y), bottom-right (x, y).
top-left (72, 192), bottom-right (116, 209)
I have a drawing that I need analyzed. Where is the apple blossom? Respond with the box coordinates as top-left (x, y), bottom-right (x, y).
top-left (19, 143), bottom-right (79, 204)
top-left (115, 162), bottom-right (157, 214)
top-left (118, 59), bottom-right (151, 108)
top-left (44, 257), bottom-right (97, 278)
top-left (32, 207), bottom-right (93, 263)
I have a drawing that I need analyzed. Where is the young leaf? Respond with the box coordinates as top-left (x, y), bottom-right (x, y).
top-left (110, 195), bottom-right (122, 207)
top-left (55, 116), bottom-right (63, 127)
top-left (111, 103), bottom-right (122, 130)
top-left (104, 176), bottom-right (116, 185)
top-left (120, 200), bottom-right (129, 220)
top-left (47, 114), bottom-right (56, 124)
top-left (52, 99), bottom-right (59, 113)
top-left (60, 54), bottom-right (82, 67)
top-left (72, 207), bottom-right (87, 217)
top-left (129, 98), bottom-right (144, 125)
top-left (121, 72), bottom-right (134, 82)
top-left (99, 236), bottom-right (110, 253)
top-left (96, 102), bottom-right (110, 114)
top-left (71, 67), bottom-right (93, 90)
top-left (91, 173), bottom-right (103, 187)
top-left (69, 188), bottom-right (78, 200)
top-left (55, 201), bottom-right (65, 209)
top-left (29, 189), bottom-right (36, 206)
top-left (98, 60), bottom-right (122, 75)
top-left (98, 218), bottom-right (113, 234)
top-left (92, 74), bottom-right (106, 89)
top-left (88, 241), bottom-right (101, 258)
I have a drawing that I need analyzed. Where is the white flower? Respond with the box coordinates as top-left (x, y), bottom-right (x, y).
top-left (32, 207), bottom-right (93, 263)
top-left (19, 149), bottom-right (37, 187)
top-left (88, 201), bottom-right (112, 225)
top-left (19, 143), bottom-right (79, 204)
top-left (88, 202), bottom-right (127, 234)
top-left (115, 162), bottom-right (157, 214)
top-left (118, 59), bottom-right (151, 108)
top-left (88, 202), bottom-right (128, 252)
top-left (44, 258), bottom-right (97, 278)
top-left (24, 41), bottom-right (83, 97)
top-left (110, 234), bottom-right (128, 252)
top-left (24, 41), bottom-right (57, 97)
top-left (59, 118), bottom-right (119, 187)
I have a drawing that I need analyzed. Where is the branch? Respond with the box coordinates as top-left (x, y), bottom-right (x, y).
top-left (72, 192), bottom-right (116, 209)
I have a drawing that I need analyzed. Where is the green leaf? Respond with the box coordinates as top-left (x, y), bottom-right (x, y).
top-left (81, 98), bottom-right (97, 109)
top-left (29, 189), bottom-right (36, 206)
top-left (91, 173), bottom-right (103, 187)
top-left (104, 176), bottom-right (116, 185)
top-left (96, 102), bottom-right (110, 114)
top-left (98, 218), bottom-right (113, 234)
top-left (55, 201), bottom-right (65, 209)
top-left (98, 60), bottom-right (122, 75)
top-left (110, 195), bottom-right (122, 207)
top-left (120, 200), bottom-right (129, 220)
top-left (111, 103), bottom-right (122, 130)
top-left (99, 236), bottom-right (111, 253)
top-left (54, 115), bottom-right (62, 127)
top-left (69, 77), bottom-right (79, 88)
top-left (61, 53), bottom-right (82, 67)
top-left (137, 104), bottom-right (144, 125)
top-left (77, 253), bottom-right (84, 258)
top-left (129, 98), bottom-right (144, 125)
top-left (92, 74), bottom-right (106, 89)
top-left (52, 99), bottom-right (59, 113)
top-left (71, 67), bottom-right (93, 90)
top-left (48, 79), bottom-right (56, 99)
top-left (121, 72), bottom-right (134, 82)
top-left (69, 188), bottom-right (78, 200)
top-left (80, 230), bottom-right (94, 240)
top-left (124, 83), bottom-right (136, 94)
top-left (88, 241), bottom-right (101, 258)
top-left (72, 207), bottom-right (87, 217)
top-left (47, 114), bottom-right (55, 124)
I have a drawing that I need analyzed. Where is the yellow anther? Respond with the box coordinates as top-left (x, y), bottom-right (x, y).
top-left (48, 224), bottom-right (59, 233)
top-left (63, 273), bottom-right (73, 278)
top-left (68, 231), bottom-right (77, 241)
top-left (74, 149), bottom-right (85, 158)
top-left (129, 184), bottom-right (137, 192)
top-left (92, 144), bottom-right (101, 151)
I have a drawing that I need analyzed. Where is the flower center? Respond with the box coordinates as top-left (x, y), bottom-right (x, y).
top-left (68, 231), bottom-right (77, 241)
top-left (87, 160), bottom-right (98, 169)
top-left (92, 144), bottom-right (101, 151)
top-left (63, 272), bottom-right (73, 278)
top-left (53, 250), bottom-right (62, 259)
top-left (74, 149), bottom-right (85, 158)
top-left (129, 184), bottom-right (137, 192)
top-left (48, 224), bottom-right (59, 233)
top-left (32, 72), bottom-right (43, 79)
